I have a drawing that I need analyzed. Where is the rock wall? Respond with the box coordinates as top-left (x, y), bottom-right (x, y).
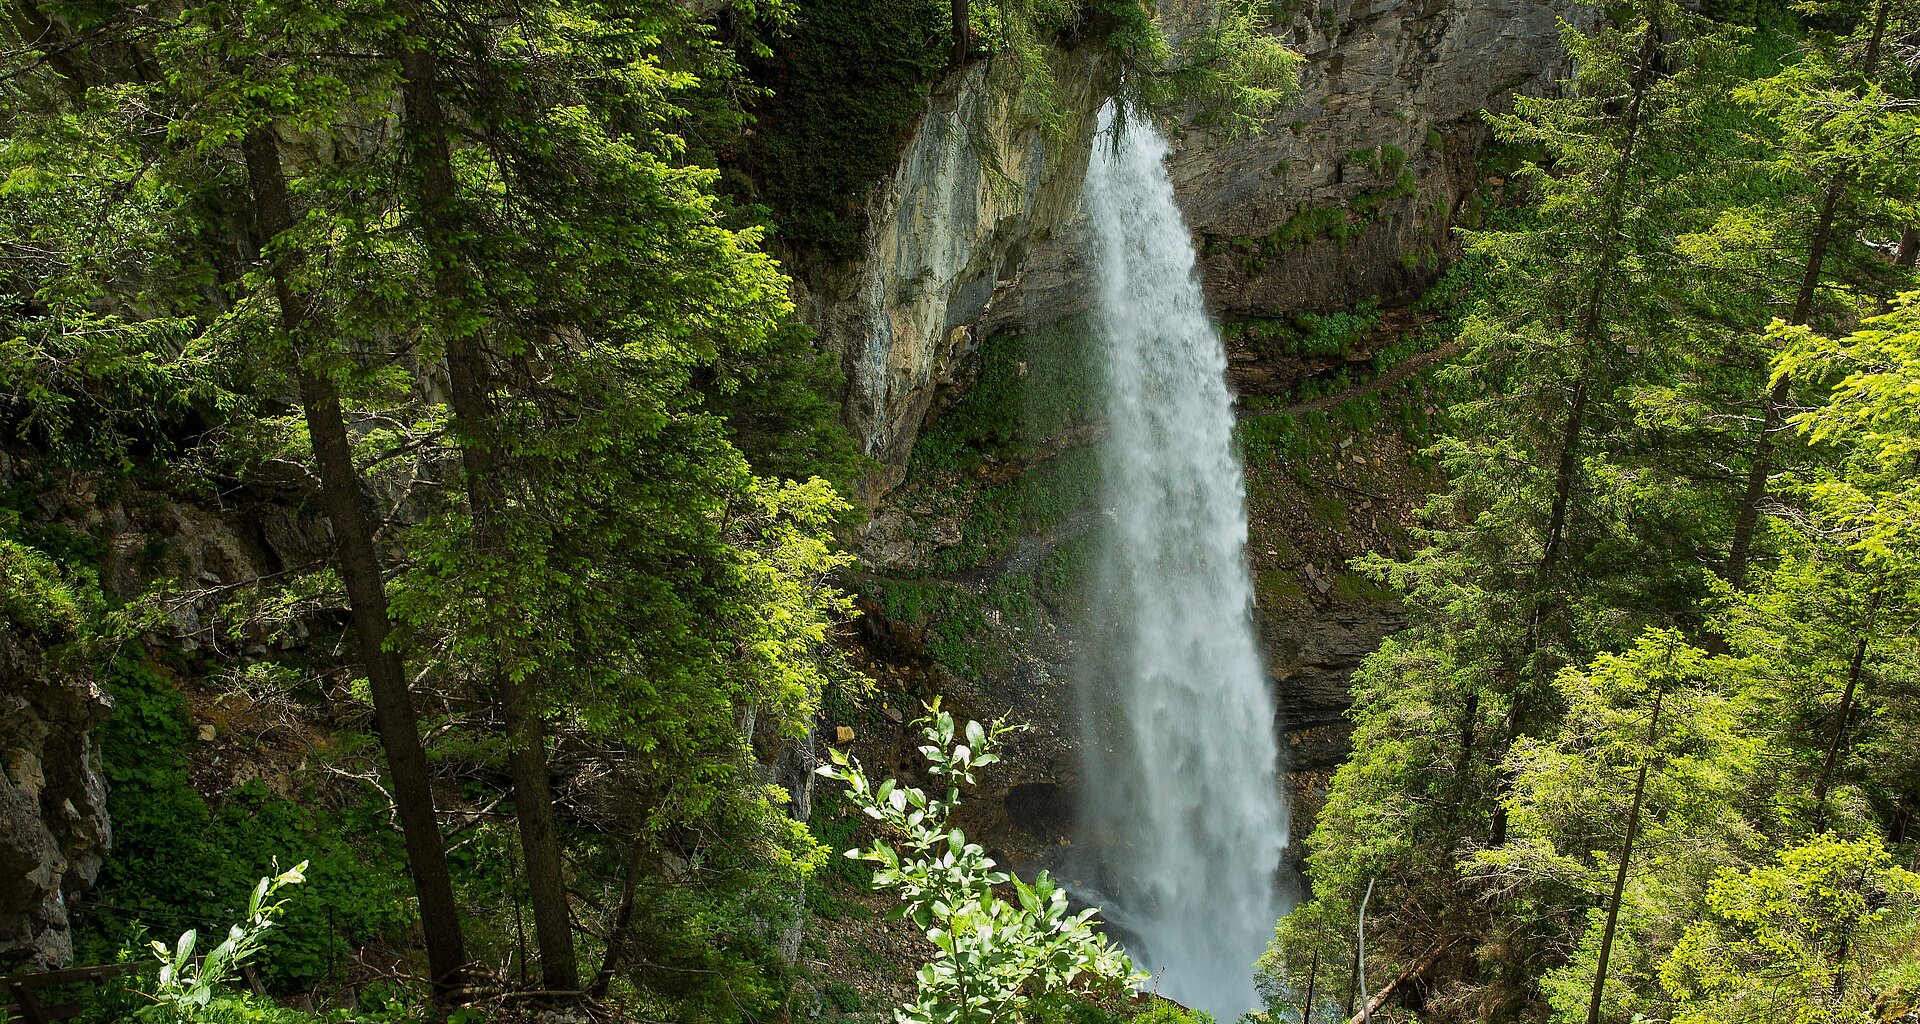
top-left (797, 46), bottom-right (1115, 501)
top-left (809, 0), bottom-right (1583, 506)
top-left (1174, 0), bottom-right (1584, 315)
top-left (0, 627), bottom-right (110, 969)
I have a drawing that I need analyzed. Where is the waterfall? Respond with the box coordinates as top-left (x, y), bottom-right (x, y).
top-left (1075, 102), bottom-right (1289, 1018)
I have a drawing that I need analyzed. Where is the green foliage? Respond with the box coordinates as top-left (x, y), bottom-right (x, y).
top-left (911, 319), bottom-right (1102, 476)
top-left (0, 514), bottom-right (94, 642)
top-left (862, 578), bottom-right (1012, 679)
top-left (1778, 298), bottom-right (1920, 572)
top-left (1343, 144), bottom-right (1408, 180)
top-left (817, 703), bottom-right (1141, 1023)
top-left (1226, 301), bottom-right (1385, 360)
top-left (1660, 836), bottom-right (1920, 1022)
top-left (1266, 0), bottom-right (1920, 1016)
top-left (823, 981), bottom-right (865, 1012)
top-left (78, 662), bottom-right (412, 991)
top-left (1478, 632), bottom-right (1776, 1023)
top-left (741, 0), bottom-right (948, 256)
top-left (1122, 1003), bottom-right (1216, 1024)
top-left (138, 861), bottom-right (308, 1022)
top-left (803, 797), bottom-right (877, 922)
top-left (1097, 0), bottom-right (1302, 137)
top-left (928, 447), bottom-right (1100, 575)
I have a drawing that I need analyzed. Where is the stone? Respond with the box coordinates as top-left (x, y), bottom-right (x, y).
top-left (805, 0), bottom-right (1587, 506)
top-left (800, 47), bottom-right (1116, 502)
top-left (1, 624), bottom-right (111, 969)
top-left (835, 726), bottom-right (855, 744)
top-left (197, 724), bottom-right (217, 742)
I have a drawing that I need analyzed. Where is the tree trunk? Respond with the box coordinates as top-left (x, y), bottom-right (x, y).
top-left (1537, 8), bottom-right (1663, 581)
top-left (951, 0), bottom-right (968, 66)
top-left (1356, 879), bottom-right (1374, 1024)
top-left (1813, 588), bottom-right (1881, 831)
top-left (398, 44), bottom-right (580, 996)
top-left (239, 126), bottom-right (469, 1002)
top-left (1539, 377), bottom-right (1588, 574)
top-left (1725, 184), bottom-right (1842, 586)
top-left (590, 840), bottom-right (647, 1000)
top-left (1585, 690), bottom-right (1662, 1024)
top-left (1446, 690), bottom-right (1481, 833)
top-left (1726, 0), bottom-right (1890, 583)
top-left (1301, 949), bottom-right (1319, 1024)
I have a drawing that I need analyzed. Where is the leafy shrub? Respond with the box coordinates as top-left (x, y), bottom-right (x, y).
top-left (139, 862), bottom-right (308, 1022)
top-left (818, 702), bottom-right (1141, 1023)
top-left (75, 661), bottom-right (412, 991)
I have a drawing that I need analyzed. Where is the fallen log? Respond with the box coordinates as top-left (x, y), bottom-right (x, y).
top-left (1344, 939), bottom-right (1459, 1024)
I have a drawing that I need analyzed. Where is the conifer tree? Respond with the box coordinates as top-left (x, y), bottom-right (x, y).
top-left (1722, 0), bottom-right (1920, 585)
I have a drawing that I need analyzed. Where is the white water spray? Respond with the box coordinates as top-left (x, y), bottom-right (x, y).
top-left (1075, 102), bottom-right (1289, 1018)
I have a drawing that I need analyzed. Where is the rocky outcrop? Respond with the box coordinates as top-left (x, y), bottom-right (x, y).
top-left (799, 47), bottom-right (1115, 502)
top-left (1173, 0), bottom-right (1585, 315)
top-left (0, 626), bottom-right (110, 969)
top-left (809, 0), bottom-right (1583, 506)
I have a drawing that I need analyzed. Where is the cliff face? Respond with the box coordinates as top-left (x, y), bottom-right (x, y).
top-left (796, 46), bottom-right (1115, 501)
top-left (1, 624), bottom-right (110, 969)
top-left (811, 0), bottom-right (1580, 865)
top-left (810, 0), bottom-right (1583, 500)
top-left (1176, 0), bottom-right (1582, 314)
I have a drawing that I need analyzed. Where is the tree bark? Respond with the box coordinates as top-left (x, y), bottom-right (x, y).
top-left (1725, 184), bottom-right (1842, 587)
top-left (398, 43), bottom-right (580, 996)
top-left (1726, 0), bottom-right (1890, 585)
top-left (239, 126), bottom-right (469, 1002)
top-left (1813, 588), bottom-right (1880, 831)
top-left (590, 840), bottom-right (647, 1000)
top-left (1585, 690), bottom-right (1662, 1024)
top-left (1301, 949), bottom-right (1319, 1024)
top-left (951, 0), bottom-right (968, 66)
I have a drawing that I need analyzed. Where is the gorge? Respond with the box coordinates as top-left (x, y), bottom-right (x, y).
top-left (23, 0), bottom-right (1917, 1021)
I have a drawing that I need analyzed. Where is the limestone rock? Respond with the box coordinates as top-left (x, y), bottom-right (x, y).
top-left (0, 624), bottom-right (111, 969)
top-left (808, 0), bottom-right (1588, 506)
top-left (801, 46), bottom-right (1115, 502)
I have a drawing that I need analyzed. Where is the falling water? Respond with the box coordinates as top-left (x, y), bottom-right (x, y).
top-left (1075, 102), bottom-right (1289, 1019)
